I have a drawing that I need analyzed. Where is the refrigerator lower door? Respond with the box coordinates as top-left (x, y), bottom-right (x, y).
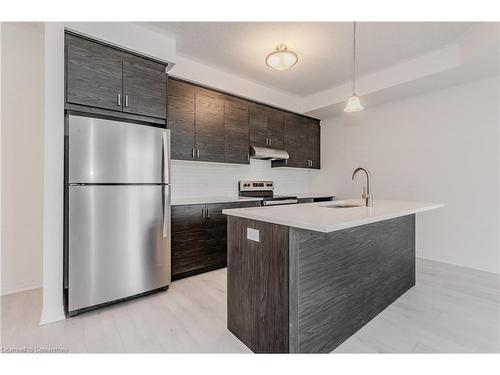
top-left (68, 185), bottom-right (171, 312)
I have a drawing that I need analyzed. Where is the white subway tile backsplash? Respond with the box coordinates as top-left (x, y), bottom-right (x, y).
top-left (171, 159), bottom-right (315, 199)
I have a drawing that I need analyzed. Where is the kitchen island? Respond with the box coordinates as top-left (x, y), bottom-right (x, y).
top-left (223, 200), bottom-right (443, 353)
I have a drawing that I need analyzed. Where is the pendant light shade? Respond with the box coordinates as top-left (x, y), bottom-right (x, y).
top-left (344, 94), bottom-right (364, 112)
top-left (266, 44), bottom-right (298, 71)
top-left (344, 22), bottom-right (364, 113)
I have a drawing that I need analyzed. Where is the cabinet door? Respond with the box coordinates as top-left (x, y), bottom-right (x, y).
top-left (204, 201), bottom-right (261, 272)
top-left (171, 204), bottom-right (208, 279)
top-left (195, 88), bottom-right (226, 162)
top-left (167, 79), bottom-right (196, 160)
top-left (66, 34), bottom-right (123, 111)
top-left (172, 201), bottom-right (260, 280)
top-left (225, 97), bottom-right (250, 164)
top-left (283, 114), bottom-right (309, 168)
top-left (204, 203), bottom-right (229, 270)
top-left (123, 56), bottom-right (167, 119)
top-left (307, 119), bottom-right (321, 169)
top-left (267, 110), bottom-right (284, 150)
top-left (249, 103), bottom-right (269, 148)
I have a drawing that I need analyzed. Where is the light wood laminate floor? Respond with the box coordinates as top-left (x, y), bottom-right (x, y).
top-left (1, 258), bottom-right (499, 353)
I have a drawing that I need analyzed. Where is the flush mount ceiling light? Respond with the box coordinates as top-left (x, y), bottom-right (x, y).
top-left (344, 22), bottom-right (364, 113)
top-left (265, 44), bottom-right (298, 71)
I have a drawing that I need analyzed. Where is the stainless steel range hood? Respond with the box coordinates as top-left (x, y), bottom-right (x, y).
top-left (250, 145), bottom-right (289, 160)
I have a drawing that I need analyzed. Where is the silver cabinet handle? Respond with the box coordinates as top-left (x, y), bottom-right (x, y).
top-left (201, 208), bottom-right (205, 218)
top-left (206, 207), bottom-right (210, 218)
top-left (192, 148), bottom-right (195, 158)
top-left (196, 148), bottom-right (200, 158)
top-left (269, 138), bottom-right (272, 146)
top-left (124, 95), bottom-right (129, 108)
top-left (117, 94), bottom-right (122, 106)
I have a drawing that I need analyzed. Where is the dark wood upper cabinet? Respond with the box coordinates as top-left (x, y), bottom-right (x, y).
top-left (306, 119), bottom-right (321, 169)
top-left (249, 103), bottom-right (284, 149)
top-left (195, 88), bottom-right (226, 162)
top-left (65, 32), bottom-right (167, 121)
top-left (249, 103), bottom-right (270, 148)
top-left (122, 56), bottom-right (167, 119)
top-left (267, 110), bottom-right (285, 150)
top-left (167, 79), bottom-right (196, 160)
top-left (283, 114), bottom-right (309, 168)
top-left (66, 33), bottom-right (123, 111)
top-left (272, 115), bottom-right (320, 169)
top-left (225, 97), bottom-right (250, 164)
top-left (167, 78), bottom-right (320, 168)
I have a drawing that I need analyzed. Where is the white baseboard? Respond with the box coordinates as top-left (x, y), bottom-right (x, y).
top-left (417, 255), bottom-right (500, 275)
top-left (1, 279), bottom-right (42, 296)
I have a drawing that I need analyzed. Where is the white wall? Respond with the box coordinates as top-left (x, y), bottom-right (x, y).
top-left (1, 23), bottom-right (45, 295)
top-left (311, 76), bottom-right (500, 274)
top-left (40, 22), bottom-right (66, 324)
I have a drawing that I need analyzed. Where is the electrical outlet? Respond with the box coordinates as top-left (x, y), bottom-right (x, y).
top-left (247, 228), bottom-right (260, 242)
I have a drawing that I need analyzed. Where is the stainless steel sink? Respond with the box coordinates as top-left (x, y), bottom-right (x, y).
top-left (323, 203), bottom-right (363, 208)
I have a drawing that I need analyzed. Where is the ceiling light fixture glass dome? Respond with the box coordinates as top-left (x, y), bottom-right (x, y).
top-left (265, 44), bottom-right (298, 71)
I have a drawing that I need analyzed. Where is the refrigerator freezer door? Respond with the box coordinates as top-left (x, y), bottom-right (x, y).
top-left (68, 185), bottom-right (171, 312)
top-left (68, 115), bottom-right (169, 184)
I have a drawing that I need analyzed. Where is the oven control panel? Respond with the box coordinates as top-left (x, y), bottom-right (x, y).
top-left (239, 180), bottom-right (274, 192)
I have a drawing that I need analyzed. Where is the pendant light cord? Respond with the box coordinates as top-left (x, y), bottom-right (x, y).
top-left (352, 21), bottom-right (357, 94)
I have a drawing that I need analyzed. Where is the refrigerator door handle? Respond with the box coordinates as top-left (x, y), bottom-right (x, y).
top-left (162, 185), bottom-right (170, 239)
top-left (162, 130), bottom-right (171, 184)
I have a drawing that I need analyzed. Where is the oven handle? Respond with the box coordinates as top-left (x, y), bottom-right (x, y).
top-left (262, 199), bottom-right (298, 206)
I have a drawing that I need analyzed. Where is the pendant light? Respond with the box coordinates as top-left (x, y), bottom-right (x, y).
top-left (344, 22), bottom-right (364, 112)
top-left (266, 44), bottom-right (298, 71)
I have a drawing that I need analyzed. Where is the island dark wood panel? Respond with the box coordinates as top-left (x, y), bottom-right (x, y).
top-left (226, 214), bottom-right (416, 353)
top-left (227, 216), bottom-right (289, 353)
top-left (289, 215), bottom-right (416, 353)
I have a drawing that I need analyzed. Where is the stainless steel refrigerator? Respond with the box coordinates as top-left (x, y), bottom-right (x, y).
top-left (66, 115), bottom-right (171, 315)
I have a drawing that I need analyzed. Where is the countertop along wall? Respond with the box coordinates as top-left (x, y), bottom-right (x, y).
top-left (310, 76), bottom-right (500, 274)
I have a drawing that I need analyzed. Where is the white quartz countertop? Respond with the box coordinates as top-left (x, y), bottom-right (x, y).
top-left (171, 196), bottom-right (263, 206)
top-left (223, 199), bottom-right (444, 233)
top-left (171, 193), bottom-right (335, 206)
top-left (296, 193), bottom-right (335, 199)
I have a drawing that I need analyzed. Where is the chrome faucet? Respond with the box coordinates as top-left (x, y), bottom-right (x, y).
top-left (352, 167), bottom-right (373, 207)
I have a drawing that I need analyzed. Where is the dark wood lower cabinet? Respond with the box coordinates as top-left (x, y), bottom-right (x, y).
top-left (171, 201), bottom-right (260, 280)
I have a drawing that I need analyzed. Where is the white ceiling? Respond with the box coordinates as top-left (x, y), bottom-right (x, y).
top-left (144, 22), bottom-right (472, 96)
